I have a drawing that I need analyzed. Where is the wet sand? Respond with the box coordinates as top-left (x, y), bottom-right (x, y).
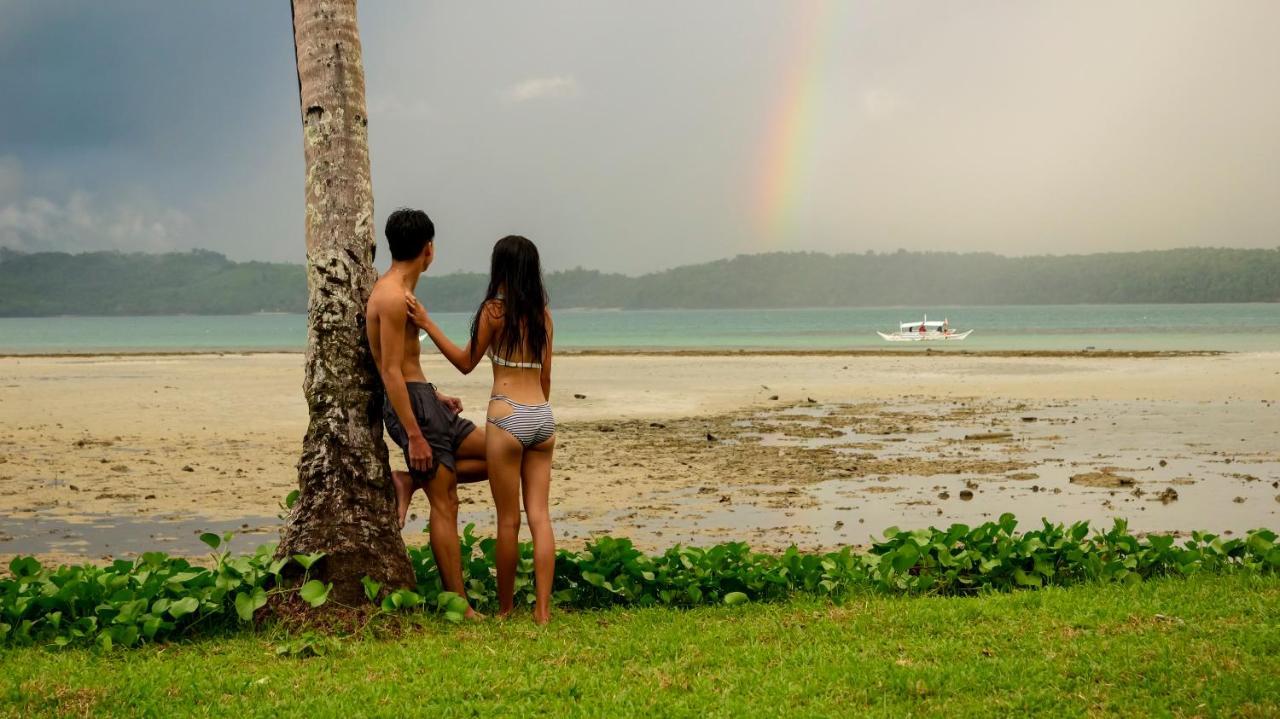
top-left (1, 351), bottom-right (1277, 564)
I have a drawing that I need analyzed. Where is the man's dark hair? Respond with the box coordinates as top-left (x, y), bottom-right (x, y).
top-left (385, 208), bottom-right (435, 261)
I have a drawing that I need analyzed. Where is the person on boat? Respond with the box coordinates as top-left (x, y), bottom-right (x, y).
top-left (407, 235), bottom-right (558, 624)
top-left (919, 323), bottom-right (926, 335)
top-left (365, 208), bottom-right (489, 620)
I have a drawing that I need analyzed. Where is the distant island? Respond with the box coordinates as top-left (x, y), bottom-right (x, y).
top-left (1, 246), bottom-right (1277, 316)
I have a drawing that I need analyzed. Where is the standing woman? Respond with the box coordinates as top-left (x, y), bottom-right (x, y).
top-left (406, 236), bottom-right (557, 624)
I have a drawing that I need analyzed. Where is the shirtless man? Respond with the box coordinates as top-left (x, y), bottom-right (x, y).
top-left (366, 208), bottom-right (487, 618)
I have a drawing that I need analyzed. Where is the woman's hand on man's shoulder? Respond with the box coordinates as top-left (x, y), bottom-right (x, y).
top-left (404, 291), bottom-right (430, 329)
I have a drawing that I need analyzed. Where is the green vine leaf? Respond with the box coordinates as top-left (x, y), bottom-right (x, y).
top-left (299, 580), bottom-right (331, 608)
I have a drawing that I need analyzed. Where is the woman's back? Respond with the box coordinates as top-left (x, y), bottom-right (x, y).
top-left (484, 299), bottom-right (553, 405)
top-left (469, 236), bottom-right (553, 406)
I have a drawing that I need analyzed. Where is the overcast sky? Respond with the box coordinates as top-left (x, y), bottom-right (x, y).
top-left (1, 1), bottom-right (1278, 274)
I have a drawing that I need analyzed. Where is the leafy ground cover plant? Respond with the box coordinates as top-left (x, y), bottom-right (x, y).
top-left (0, 532), bottom-right (333, 649)
top-left (2, 516), bottom-right (1276, 649)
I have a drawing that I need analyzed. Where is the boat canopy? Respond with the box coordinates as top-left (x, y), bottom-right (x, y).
top-left (900, 320), bottom-right (948, 330)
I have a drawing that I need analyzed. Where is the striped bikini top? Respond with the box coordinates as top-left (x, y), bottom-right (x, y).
top-left (489, 352), bottom-right (542, 370)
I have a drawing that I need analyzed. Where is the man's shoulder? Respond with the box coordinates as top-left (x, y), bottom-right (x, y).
top-left (370, 272), bottom-right (396, 292)
top-left (367, 277), bottom-right (401, 307)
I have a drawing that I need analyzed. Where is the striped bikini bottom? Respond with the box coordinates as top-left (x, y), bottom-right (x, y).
top-left (487, 395), bottom-right (556, 448)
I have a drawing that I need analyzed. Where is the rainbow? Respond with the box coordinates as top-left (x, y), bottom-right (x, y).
top-left (754, 1), bottom-right (835, 245)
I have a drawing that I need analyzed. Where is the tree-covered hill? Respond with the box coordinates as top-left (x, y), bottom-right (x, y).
top-left (0, 249), bottom-right (307, 316)
top-left (0, 246), bottom-right (1276, 316)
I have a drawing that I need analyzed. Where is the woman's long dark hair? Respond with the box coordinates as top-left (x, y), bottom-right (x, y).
top-left (471, 235), bottom-right (549, 364)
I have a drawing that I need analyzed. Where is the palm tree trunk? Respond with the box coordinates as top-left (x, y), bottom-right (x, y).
top-left (277, 0), bottom-right (415, 604)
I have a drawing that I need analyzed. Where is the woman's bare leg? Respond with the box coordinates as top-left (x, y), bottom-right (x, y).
top-left (486, 409), bottom-right (525, 617)
top-left (521, 437), bottom-right (556, 624)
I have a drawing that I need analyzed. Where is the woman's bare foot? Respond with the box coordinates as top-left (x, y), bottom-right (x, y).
top-left (391, 470), bottom-right (414, 529)
top-left (532, 608), bottom-right (551, 625)
top-left (464, 607), bottom-right (486, 621)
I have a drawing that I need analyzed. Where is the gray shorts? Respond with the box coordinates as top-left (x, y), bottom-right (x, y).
top-left (382, 382), bottom-right (476, 483)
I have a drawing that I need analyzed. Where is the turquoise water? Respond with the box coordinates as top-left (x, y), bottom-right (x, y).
top-left (1, 304), bottom-right (1279, 353)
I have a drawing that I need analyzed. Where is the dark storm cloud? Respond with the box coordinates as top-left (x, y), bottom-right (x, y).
top-left (2, 1), bottom-right (1278, 271)
top-left (0, 0), bottom-right (296, 255)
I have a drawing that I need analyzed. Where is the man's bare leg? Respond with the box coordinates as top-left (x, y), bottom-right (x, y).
top-left (391, 470), bottom-right (415, 529)
top-left (425, 466), bottom-right (482, 619)
top-left (454, 427), bottom-right (489, 484)
top-left (455, 459), bottom-right (487, 484)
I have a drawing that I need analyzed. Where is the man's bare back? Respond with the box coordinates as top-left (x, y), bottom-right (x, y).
top-left (367, 274), bottom-right (427, 384)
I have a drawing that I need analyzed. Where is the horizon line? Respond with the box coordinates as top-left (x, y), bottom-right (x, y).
top-left (3, 244), bottom-right (1278, 279)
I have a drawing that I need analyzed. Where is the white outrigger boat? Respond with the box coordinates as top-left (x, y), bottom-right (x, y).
top-left (877, 315), bottom-right (973, 342)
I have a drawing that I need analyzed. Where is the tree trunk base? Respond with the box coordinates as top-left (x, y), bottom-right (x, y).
top-left (276, 428), bottom-right (417, 605)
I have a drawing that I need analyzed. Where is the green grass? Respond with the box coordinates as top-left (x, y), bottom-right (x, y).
top-left (2, 572), bottom-right (1277, 719)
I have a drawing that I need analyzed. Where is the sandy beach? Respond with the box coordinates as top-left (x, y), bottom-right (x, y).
top-left (1, 351), bottom-right (1277, 565)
